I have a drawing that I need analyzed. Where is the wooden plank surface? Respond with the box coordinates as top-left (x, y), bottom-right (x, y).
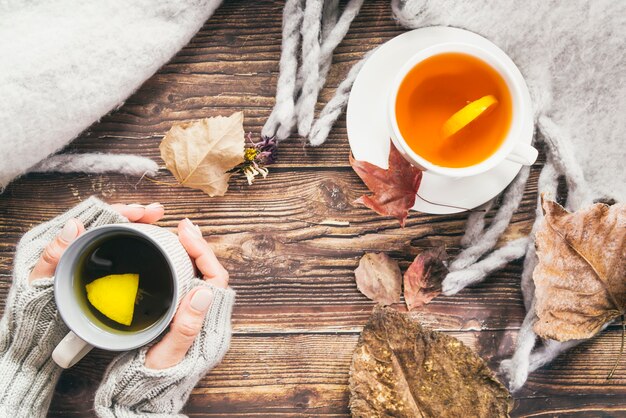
top-left (0, 1), bottom-right (623, 417)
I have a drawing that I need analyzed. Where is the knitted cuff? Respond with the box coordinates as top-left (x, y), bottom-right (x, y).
top-left (0, 197), bottom-right (128, 418)
top-left (13, 196), bottom-right (128, 290)
top-left (94, 282), bottom-right (235, 418)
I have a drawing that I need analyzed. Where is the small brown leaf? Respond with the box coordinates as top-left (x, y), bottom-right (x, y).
top-left (404, 247), bottom-right (448, 310)
top-left (159, 112), bottom-right (245, 197)
top-left (355, 253), bottom-right (402, 305)
top-left (350, 142), bottom-right (422, 227)
top-left (349, 307), bottom-right (512, 417)
top-left (533, 198), bottom-right (626, 342)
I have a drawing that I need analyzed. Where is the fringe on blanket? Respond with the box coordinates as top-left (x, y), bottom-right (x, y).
top-left (28, 153), bottom-right (158, 178)
top-left (262, 0), bottom-right (600, 391)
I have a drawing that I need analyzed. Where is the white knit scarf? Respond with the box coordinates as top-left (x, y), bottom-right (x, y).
top-left (262, 0), bottom-right (625, 390)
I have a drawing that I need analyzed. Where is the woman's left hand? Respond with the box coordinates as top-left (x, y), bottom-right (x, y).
top-left (93, 219), bottom-right (235, 418)
top-left (144, 218), bottom-right (230, 369)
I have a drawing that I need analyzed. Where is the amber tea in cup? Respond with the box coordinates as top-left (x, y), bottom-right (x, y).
top-left (394, 52), bottom-right (513, 168)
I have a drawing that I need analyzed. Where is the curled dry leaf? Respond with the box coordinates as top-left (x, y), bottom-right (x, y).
top-left (355, 253), bottom-right (402, 306)
top-left (350, 142), bottom-right (422, 227)
top-left (533, 198), bottom-right (626, 342)
top-left (159, 112), bottom-right (245, 197)
top-left (404, 247), bottom-right (448, 310)
top-left (349, 306), bottom-right (512, 417)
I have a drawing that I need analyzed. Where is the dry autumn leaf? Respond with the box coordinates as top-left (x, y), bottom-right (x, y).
top-left (159, 112), bottom-right (245, 197)
top-left (404, 247), bottom-right (448, 311)
top-left (533, 198), bottom-right (626, 342)
top-left (350, 142), bottom-right (422, 227)
top-left (349, 307), bottom-right (512, 417)
top-left (354, 253), bottom-right (402, 305)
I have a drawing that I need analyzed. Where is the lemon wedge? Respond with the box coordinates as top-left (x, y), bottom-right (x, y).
top-left (441, 95), bottom-right (498, 139)
top-left (86, 273), bottom-right (139, 326)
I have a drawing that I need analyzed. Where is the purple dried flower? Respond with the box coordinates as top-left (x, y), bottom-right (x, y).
top-left (248, 134), bottom-right (278, 165)
top-left (236, 134), bottom-right (278, 185)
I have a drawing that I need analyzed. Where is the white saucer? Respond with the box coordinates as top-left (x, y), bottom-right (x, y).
top-left (346, 27), bottom-right (533, 214)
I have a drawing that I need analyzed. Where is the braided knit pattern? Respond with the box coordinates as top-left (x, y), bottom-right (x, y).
top-left (295, 0), bottom-right (324, 137)
top-left (445, 165), bottom-right (531, 273)
top-left (442, 237), bottom-right (529, 296)
top-left (262, 0), bottom-right (304, 140)
top-left (94, 280), bottom-right (235, 418)
top-left (0, 197), bottom-right (128, 417)
top-left (308, 47), bottom-right (373, 146)
top-left (262, 0), bottom-right (365, 142)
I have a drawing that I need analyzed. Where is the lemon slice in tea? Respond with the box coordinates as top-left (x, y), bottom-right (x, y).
top-left (86, 273), bottom-right (139, 326)
top-left (441, 95), bottom-right (498, 139)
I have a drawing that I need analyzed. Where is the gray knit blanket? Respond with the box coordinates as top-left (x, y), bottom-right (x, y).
top-left (263, 0), bottom-right (625, 391)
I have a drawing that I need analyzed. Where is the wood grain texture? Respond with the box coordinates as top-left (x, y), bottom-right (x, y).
top-left (0, 0), bottom-right (622, 417)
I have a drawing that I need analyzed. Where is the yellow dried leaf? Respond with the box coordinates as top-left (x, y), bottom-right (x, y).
top-left (533, 198), bottom-right (626, 341)
top-left (159, 112), bottom-right (245, 197)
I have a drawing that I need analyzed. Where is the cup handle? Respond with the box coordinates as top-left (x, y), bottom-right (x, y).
top-left (52, 331), bottom-right (93, 368)
top-left (505, 142), bottom-right (538, 166)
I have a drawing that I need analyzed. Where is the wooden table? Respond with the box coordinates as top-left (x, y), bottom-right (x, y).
top-left (0, 1), bottom-right (624, 416)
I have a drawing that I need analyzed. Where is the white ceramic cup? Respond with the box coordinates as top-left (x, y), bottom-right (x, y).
top-left (387, 42), bottom-right (538, 178)
top-left (52, 223), bottom-right (193, 368)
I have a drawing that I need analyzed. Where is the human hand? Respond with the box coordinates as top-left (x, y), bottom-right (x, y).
top-left (26, 201), bottom-right (232, 372)
top-left (28, 202), bottom-right (165, 283)
top-left (0, 197), bottom-right (164, 418)
top-left (94, 218), bottom-right (235, 418)
top-left (145, 218), bottom-right (229, 369)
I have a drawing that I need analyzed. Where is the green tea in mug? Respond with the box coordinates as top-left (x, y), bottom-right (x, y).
top-left (74, 235), bottom-right (173, 333)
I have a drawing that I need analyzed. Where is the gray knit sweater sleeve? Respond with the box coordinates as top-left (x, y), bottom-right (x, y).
top-left (94, 280), bottom-right (235, 418)
top-left (0, 197), bottom-right (128, 418)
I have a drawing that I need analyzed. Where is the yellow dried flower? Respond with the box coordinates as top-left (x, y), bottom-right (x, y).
top-left (244, 147), bottom-right (259, 162)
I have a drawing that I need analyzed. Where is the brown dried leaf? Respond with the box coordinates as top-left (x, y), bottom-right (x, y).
top-left (350, 142), bottom-right (422, 227)
top-left (404, 247), bottom-right (448, 310)
top-left (355, 253), bottom-right (402, 305)
top-left (349, 307), bottom-right (512, 417)
top-left (533, 198), bottom-right (626, 341)
top-left (159, 112), bottom-right (245, 197)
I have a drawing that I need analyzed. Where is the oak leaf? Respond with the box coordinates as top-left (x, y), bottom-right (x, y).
top-left (350, 142), bottom-right (422, 227)
top-left (404, 247), bottom-right (448, 310)
top-left (159, 112), bottom-right (245, 197)
top-left (355, 253), bottom-right (402, 305)
top-left (349, 307), bottom-right (512, 417)
top-left (533, 199), bottom-right (626, 342)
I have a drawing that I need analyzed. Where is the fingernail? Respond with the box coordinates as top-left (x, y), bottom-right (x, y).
top-left (190, 288), bottom-right (213, 312)
top-left (183, 218), bottom-right (202, 238)
top-left (146, 202), bottom-right (163, 209)
top-left (60, 220), bottom-right (78, 242)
